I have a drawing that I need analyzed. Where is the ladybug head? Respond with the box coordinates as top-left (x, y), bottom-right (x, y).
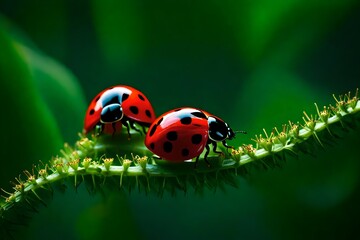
top-left (100, 104), bottom-right (123, 124)
top-left (208, 116), bottom-right (235, 142)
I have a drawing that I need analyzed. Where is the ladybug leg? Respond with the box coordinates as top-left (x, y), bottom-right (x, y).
top-left (195, 155), bottom-right (200, 168)
top-left (221, 140), bottom-right (234, 152)
top-left (222, 140), bottom-right (233, 149)
top-left (202, 143), bottom-right (211, 167)
top-left (129, 121), bottom-right (142, 135)
top-left (123, 121), bottom-right (132, 139)
top-left (211, 142), bottom-right (223, 155)
top-left (142, 126), bottom-right (147, 134)
top-left (123, 120), bottom-right (142, 139)
top-left (111, 122), bottom-right (117, 136)
top-left (195, 143), bottom-right (211, 168)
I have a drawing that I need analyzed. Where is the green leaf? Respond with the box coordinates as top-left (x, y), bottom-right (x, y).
top-left (0, 14), bottom-right (87, 186)
top-left (13, 43), bottom-right (87, 142)
top-left (0, 24), bottom-right (63, 187)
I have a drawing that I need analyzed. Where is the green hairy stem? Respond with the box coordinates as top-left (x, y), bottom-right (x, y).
top-left (1, 89), bottom-right (359, 227)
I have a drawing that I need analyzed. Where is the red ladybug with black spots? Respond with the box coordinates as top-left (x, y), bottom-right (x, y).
top-left (84, 85), bottom-right (155, 137)
top-left (145, 107), bottom-right (243, 165)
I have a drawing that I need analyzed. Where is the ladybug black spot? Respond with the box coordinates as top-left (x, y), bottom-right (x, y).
top-left (181, 148), bottom-right (189, 157)
top-left (150, 142), bottom-right (155, 150)
top-left (95, 96), bottom-right (101, 102)
top-left (180, 116), bottom-right (192, 125)
top-left (149, 124), bottom-right (157, 137)
top-left (138, 94), bottom-right (145, 101)
top-left (89, 109), bottom-right (95, 115)
top-left (163, 141), bottom-right (173, 153)
top-left (174, 108), bottom-right (182, 112)
top-left (191, 134), bottom-right (202, 144)
top-left (145, 109), bottom-right (152, 118)
top-left (157, 117), bottom-right (164, 125)
top-left (166, 131), bottom-right (178, 141)
top-left (122, 93), bottom-right (129, 102)
top-left (191, 111), bottom-right (207, 119)
top-left (130, 106), bottom-right (139, 114)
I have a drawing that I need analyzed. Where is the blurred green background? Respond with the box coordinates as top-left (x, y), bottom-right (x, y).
top-left (1, 0), bottom-right (359, 239)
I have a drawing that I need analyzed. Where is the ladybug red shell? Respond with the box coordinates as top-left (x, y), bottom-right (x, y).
top-left (145, 107), bottom-right (237, 164)
top-left (84, 85), bottom-right (155, 137)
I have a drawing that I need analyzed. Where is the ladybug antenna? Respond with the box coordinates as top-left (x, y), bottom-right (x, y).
top-left (234, 130), bottom-right (247, 134)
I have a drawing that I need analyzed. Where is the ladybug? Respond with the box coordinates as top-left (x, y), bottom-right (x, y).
top-left (145, 107), bottom-right (244, 165)
top-left (84, 85), bottom-right (156, 137)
